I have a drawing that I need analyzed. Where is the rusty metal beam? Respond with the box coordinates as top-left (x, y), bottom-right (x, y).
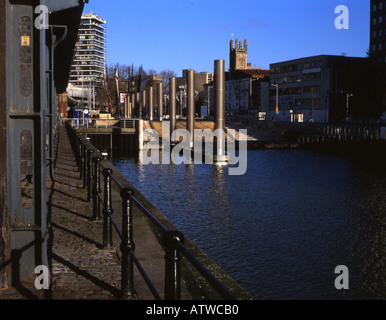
top-left (0, 0), bottom-right (8, 290)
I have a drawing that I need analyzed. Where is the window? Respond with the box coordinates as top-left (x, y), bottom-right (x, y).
top-left (303, 72), bottom-right (321, 81)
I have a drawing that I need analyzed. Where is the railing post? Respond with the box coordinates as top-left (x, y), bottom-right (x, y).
top-left (162, 230), bottom-right (185, 300)
top-left (102, 168), bottom-right (113, 248)
top-left (83, 144), bottom-right (89, 188)
top-left (92, 156), bottom-right (102, 221)
top-left (87, 149), bottom-right (94, 202)
top-left (77, 134), bottom-right (83, 173)
top-left (120, 188), bottom-right (136, 300)
top-left (79, 139), bottom-right (84, 178)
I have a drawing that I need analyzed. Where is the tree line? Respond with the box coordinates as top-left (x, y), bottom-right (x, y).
top-left (95, 63), bottom-right (177, 113)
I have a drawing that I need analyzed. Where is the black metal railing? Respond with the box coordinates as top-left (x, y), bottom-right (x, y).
top-left (298, 125), bottom-right (381, 144)
top-left (65, 121), bottom-right (236, 300)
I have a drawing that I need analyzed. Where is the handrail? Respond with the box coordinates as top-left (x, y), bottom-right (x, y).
top-left (64, 120), bottom-right (237, 300)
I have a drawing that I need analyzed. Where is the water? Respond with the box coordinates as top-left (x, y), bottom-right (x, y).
top-left (113, 149), bottom-right (386, 300)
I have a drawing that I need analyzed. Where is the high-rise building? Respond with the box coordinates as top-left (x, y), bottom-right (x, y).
top-left (370, 0), bottom-right (386, 64)
top-left (69, 13), bottom-right (106, 89)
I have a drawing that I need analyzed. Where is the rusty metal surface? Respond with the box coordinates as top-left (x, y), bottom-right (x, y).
top-left (0, 0), bottom-right (7, 290)
top-left (1, 0), bottom-right (86, 288)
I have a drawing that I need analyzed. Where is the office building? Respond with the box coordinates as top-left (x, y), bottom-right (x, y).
top-left (269, 55), bottom-right (366, 123)
top-left (370, 0), bottom-right (386, 64)
top-left (68, 13), bottom-right (106, 104)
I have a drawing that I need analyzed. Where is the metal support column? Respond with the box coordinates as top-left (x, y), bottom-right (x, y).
top-left (186, 70), bottom-right (195, 148)
top-left (169, 77), bottom-right (177, 143)
top-left (158, 83), bottom-right (163, 121)
top-left (136, 92), bottom-right (140, 118)
top-left (214, 60), bottom-right (226, 161)
top-left (148, 87), bottom-right (154, 121)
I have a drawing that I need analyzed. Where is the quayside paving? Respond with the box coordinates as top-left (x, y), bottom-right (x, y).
top-left (0, 123), bottom-right (253, 300)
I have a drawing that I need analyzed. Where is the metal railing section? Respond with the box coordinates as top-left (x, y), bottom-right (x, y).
top-left (66, 118), bottom-right (135, 129)
top-left (65, 121), bottom-right (236, 300)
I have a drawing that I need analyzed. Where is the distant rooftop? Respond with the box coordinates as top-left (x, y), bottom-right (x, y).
top-left (81, 12), bottom-right (106, 24)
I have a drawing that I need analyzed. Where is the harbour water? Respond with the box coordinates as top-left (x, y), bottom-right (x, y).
top-left (113, 149), bottom-right (386, 300)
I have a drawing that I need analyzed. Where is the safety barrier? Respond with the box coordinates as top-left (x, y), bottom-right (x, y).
top-left (65, 121), bottom-right (236, 300)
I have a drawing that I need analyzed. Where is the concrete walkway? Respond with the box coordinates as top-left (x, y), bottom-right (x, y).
top-left (1, 123), bottom-right (254, 301)
top-left (0, 124), bottom-right (189, 300)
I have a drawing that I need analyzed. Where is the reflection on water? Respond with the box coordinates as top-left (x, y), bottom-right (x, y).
top-left (113, 150), bottom-right (386, 299)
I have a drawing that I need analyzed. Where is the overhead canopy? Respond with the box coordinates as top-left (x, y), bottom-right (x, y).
top-left (46, 0), bottom-right (89, 13)
top-left (49, 0), bottom-right (89, 93)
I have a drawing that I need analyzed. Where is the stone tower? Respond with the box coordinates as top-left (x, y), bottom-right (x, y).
top-left (230, 39), bottom-right (248, 72)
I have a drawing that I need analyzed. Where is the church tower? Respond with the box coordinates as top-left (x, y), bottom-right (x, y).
top-left (230, 39), bottom-right (248, 72)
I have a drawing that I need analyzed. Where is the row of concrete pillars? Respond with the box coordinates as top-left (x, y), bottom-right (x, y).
top-left (123, 82), bottom-right (163, 121)
top-left (129, 60), bottom-right (226, 152)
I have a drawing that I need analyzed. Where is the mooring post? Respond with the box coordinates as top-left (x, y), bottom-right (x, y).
top-left (186, 70), bottom-right (195, 149)
top-left (214, 59), bottom-right (226, 161)
top-left (138, 119), bottom-right (144, 151)
top-left (169, 77), bottom-right (177, 143)
top-left (102, 168), bottom-right (113, 248)
top-left (131, 93), bottom-right (135, 118)
top-left (163, 230), bottom-right (185, 300)
top-left (149, 87), bottom-right (154, 121)
top-left (136, 92), bottom-right (141, 118)
top-left (120, 188), bottom-right (136, 300)
top-left (92, 156), bottom-right (102, 221)
top-left (141, 90), bottom-right (147, 119)
top-left (158, 82), bottom-right (163, 121)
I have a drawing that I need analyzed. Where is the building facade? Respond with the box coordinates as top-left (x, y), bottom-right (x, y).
top-left (269, 55), bottom-right (367, 123)
top-left (68, 13), bottom-right (106, 100)
top-left (370, 0), bottom-right (386, 64)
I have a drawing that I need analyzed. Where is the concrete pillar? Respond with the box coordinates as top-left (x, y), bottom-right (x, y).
top-left (186, 70), bottom-right (195, 148)
top-left (169, 77), bottom-right (177, 143)
top-left (124, 96), bottom-right (129, 118)
top-left (138, 119), bottom-right (144, 150)
top-left (128, 95), bottom-right (132, 118)
top-left (158, 82), bottom-right (163, 121)
top-left (149, 87), bottom-right (154, 121)
top-left (135, 92), bottom-right (140, 118)
top-left (141, 90), bottom-right (146, 119)
top-left (214, 60), bottom-right (226, 159)
top-left (130, 93), bottom-right (135, 118)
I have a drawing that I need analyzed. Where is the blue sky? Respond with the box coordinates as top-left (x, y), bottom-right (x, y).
top-left (84, 0), bottom-right (370, 76)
